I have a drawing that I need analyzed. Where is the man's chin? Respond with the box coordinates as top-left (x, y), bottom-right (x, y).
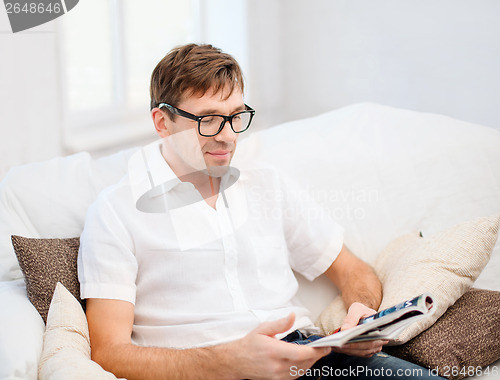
top-left (203, 164), bottom-right (231, 178)
top-left (203, 154), bottom-right (233, 175)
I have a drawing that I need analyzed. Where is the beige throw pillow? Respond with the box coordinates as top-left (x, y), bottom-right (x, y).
top-left (38, 282), bottom-right (120, 380)
top-left (316, 214), bottom-right (500, 344)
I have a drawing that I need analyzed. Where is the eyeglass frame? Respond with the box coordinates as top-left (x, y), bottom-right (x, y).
top-left (157, 102), bottom-right (256, 137)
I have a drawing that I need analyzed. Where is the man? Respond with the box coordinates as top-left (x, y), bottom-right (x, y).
top-left (78, 43), bottom-right (442, 379)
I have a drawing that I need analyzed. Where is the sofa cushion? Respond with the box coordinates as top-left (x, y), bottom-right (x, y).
top-left (0, 148), bottom-right (137, 282)
top-left (12, 235), bottom-right (82, 324)
top-left (39, 282), bottom-right (121, 380)
top-left (316, 214), bottom-right (500, 343)
top-left (384, 288), bottom-right (500, 380)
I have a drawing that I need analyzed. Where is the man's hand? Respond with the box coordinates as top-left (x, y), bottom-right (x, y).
top-left (332, 302), bottom-right (389, 358)
top-left (229, 313), bottom-right (331, 380)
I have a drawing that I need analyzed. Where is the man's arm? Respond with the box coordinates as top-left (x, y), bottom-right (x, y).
top-left (324, 244), bottom-right (382, 312)
top-left (86, 299), bottom-right (331, 380)
top-left (323, 244), bottom-right (388, 357)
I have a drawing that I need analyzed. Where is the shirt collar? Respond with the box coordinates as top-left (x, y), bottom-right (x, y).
top-left (128, 140), bottom-right (177, 195)
top-left (128, 139), bottom-right (241, 213)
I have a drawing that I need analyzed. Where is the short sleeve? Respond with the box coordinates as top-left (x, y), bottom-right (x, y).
top-left (78, 192), bottom-right (138, 304)
top-left (280, 174), bottom-right (344, 281)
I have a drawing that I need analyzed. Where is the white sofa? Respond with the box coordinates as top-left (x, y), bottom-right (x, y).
top-left (1, 103), bottom-right (499, 379)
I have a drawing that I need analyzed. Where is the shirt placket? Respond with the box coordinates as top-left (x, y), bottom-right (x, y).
top-left (216, 193), bottom-right (249, 312)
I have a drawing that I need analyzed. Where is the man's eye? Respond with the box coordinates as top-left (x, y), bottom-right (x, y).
top-left (201, 118), bottom-right (214, 124)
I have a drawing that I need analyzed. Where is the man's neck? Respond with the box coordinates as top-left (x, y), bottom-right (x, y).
top-left (161, 144), bottom-right (221, 208)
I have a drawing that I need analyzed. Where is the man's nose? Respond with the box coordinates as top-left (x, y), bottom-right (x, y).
top-left (214, 119), bottom-right (237, 142)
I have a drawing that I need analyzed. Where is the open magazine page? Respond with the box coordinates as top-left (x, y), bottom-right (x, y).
top-left (307, 293), bottom-right (435, 348)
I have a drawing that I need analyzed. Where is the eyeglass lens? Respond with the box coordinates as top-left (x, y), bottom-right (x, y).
top-left (199, 112), bottom-right (252, 136)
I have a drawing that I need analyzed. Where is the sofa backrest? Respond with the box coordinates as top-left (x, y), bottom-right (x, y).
top-left (0, 148), bottom-right (137, 281)
top-left (236, 102), bottom-right (500, 262)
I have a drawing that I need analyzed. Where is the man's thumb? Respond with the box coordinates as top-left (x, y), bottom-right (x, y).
top-left (340, 314), bottom-right (358, 331)
top-left (254, 313), bottom-right (296, 337)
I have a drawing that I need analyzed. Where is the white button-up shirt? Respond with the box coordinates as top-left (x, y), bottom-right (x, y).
top-left (78, 140), bottom-right (344, 349)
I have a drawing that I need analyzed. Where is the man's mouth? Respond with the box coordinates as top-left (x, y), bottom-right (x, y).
top-left (206, 150), bottom-right (231, 159)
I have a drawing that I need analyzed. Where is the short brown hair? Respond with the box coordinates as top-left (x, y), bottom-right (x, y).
top-left (150, 44), bottom-right (244, 116)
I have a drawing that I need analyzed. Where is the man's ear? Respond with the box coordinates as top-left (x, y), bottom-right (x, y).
top-left (151, 108), bottom-right (171, 138)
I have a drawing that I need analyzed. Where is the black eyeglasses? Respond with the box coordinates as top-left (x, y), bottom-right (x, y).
top-left (158, 103), bottom-right (255, 137)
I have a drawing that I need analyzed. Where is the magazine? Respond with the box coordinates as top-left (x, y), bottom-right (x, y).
top-left (307, 293), bottom-right (435, 348)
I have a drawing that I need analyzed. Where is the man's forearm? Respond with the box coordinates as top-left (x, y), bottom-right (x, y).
top-left (87, 300), bottom-right (329, 380)
top-left (325, 244), bottom-right (383, 312)
top-left (92, 341), bottom-right (237, 380)
top-left (340, 261), bottom-right (382, 311)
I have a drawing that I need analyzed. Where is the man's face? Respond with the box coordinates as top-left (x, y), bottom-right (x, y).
top-left (159, 86), bottom-right (244, 174)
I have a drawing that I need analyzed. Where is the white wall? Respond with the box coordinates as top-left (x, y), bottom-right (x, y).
top-left (248, 0), bottom-right (500, 129)
top-left (246, 0), bottom-right (286, 129)
top-left (0, 10), bottom-right (63, 178)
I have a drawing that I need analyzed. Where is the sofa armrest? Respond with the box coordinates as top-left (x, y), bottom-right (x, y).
top-left (0, 279), bottom-right (44, 380)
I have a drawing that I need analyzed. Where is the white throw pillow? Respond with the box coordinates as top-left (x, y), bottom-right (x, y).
top-left (38, 282), bottom-right (121, 380)
top-left (0, 149), bottom-right (136, 282)
top-left (316, 214), bottom-right (500, 344)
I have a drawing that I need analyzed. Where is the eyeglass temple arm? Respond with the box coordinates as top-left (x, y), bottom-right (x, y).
top-left (157, 103), bottom-right (199, 121)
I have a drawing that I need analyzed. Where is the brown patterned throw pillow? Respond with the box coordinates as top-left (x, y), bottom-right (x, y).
top-left (11, 235), bottom-right (84, 324)
top-left (383, 288), bottom-right (500, 380)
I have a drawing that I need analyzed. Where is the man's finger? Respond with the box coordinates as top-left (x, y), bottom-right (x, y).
top-left (290, 345), bottom-right (332, 362)
top-left (340, 317), bottom-right (358, 331)
top-left (332, 345), bottom-right (383, 358)
top-left (278, 341), bottom-right (332, 362)
top-left (341, 339), bottom-right (387, 350)
top-left (340, 302), bottom-right (377, 331)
